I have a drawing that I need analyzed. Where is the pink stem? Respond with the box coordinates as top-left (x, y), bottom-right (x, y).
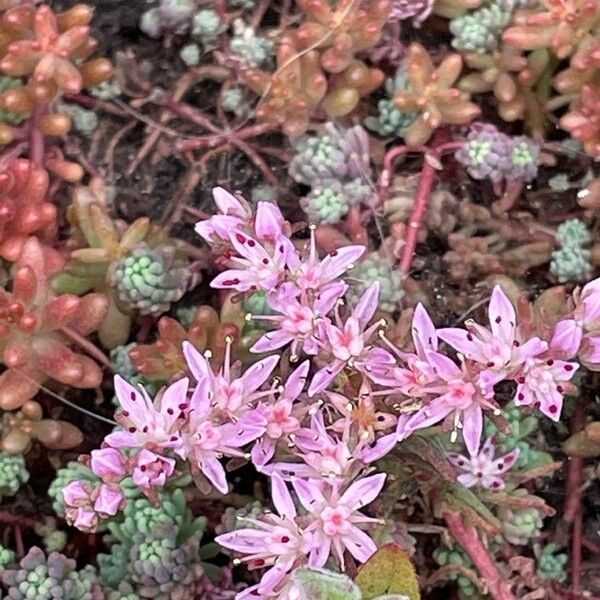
top-left (378, 144), bottom-right (428, 204)
top-left (399, 157), bottom-right (437, 273)
top-left (565, 401), bottom-right (586, 595)
top-left (444, 511), bottom-right (517, 600)
top-left (29, 103), bottom-right (47, 168)
top-left (60, 326), bottom-right (111, 368)
top-left (0, 511), bottom-right (38, 529)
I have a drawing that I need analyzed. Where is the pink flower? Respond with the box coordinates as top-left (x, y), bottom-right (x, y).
top-left (63, 481), bottom-right (114, 533)
top-left (195, 187), bottom-right (251, 243)
top-left (308, 282), bottom-right (395, 395)
top-left (93, 483), bottom-right (125, 517)
top-left (550, 319), bottom-right (583, 359)
top-left (250, 283), bottom-right (340, 357)
top-left (437, 286), bottom-right (547, 374)
top-left (195, 187), bottom-right (286, 253)
top-left (286, 228), bottom-right (365, 298)
top-left (327, 383), bottom-right (397, 444)
top-left (250, 361), bottom-right (310, 468)
top-left (389, 0), bottom-right (434, 26)
top-left (377, 303), bottom-right (440, 394)
top-left (132, 449), bottom-right (176, 489)
top-left (264, 411), bottom-right (396, 480)
top-left (404, 351), bottom-right (504, 455)
top-left (447, 437), bottom-right (520, 490)
top-left (211, 230), bottom-right (294, 293)
top-left (180, 378), bottom-right (265, 494)
top-left (215, 474), bottom-right (312, 597)
top-left (253, 201), bottom-right (287, 244)
top-left (514, 357), bottom-right (578, 421)
top-left (183, 339), bottom-right (278, 417)
top-left (575, 277), bottom-right (600, 329)
top-left (106, 376), bottom-right (189, 452)
top-left (90, 448), bottom-right (127, 481)
top-left (292, 473), bottom-right (386, 570)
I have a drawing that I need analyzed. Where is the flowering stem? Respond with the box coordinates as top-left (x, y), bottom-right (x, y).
top-left (565, 399), bottom-right (586, 595)
top-left (399, 157), bottom-right (437, 273)
top-left (378, 138), bottom-right (463, 274)
top-left (29, 103), bottom-right (47, 168)
top-left (444, 510), bottom-right (516, 600)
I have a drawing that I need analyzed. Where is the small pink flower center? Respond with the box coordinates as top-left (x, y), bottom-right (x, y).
top-left (196, 422), bottom-right (222, 450)
top-left (283, 305), bottom-right (314, 335)
top-left (215, 378), bottom-right (244, 411)
top-left (321, 505), bottom-right (351, 536)
top-left (447, 379), bottom-right (476, 409)
top-left (331, 318), bottom-right (364, 361)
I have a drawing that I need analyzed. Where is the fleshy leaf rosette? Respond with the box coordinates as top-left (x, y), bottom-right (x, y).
top-left (0, 4), bottom-right (113, 100)
top-left (0, 237), bottom-right (107, 410)
top-left (53, 178), bottom-right (192, 348)
top-left (393, 43), bottom-right (480, 144)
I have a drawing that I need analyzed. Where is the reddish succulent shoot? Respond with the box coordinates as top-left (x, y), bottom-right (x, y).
top-left (0, 237), bottom-right (107, 410)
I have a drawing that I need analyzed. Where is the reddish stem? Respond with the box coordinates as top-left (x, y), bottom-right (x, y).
top-left (444, 510), bottom-right (517, 600)
top-left (399, 157), bottom-right (437, 273)
top-left (14, 525), bottom-right (24, 558)
top-left (565, 401), bottom-right (586, 596)
top-left (0, 511), bottom-right (38, 529)
top-left (160, 96), bottom-right (220, 134)
top-left (378, 138), bottom-right (464, 274)
top-left (378, 144), bottom-right (428, 204)
top-left (177, 123), bottom-right (279, 152)
top-left (29, 103), bottom-right (47, 168)
top-left (60, 326), bottom-right (111, 368)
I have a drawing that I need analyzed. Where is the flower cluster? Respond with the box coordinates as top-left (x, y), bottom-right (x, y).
top-left (58, 186), bottom-right (600, 598)
top-left (215, 473), bottom-right (385, 597)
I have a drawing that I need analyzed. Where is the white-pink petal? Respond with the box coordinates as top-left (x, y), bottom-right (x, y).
top-left (291, 477), bottom-right (325, 513)
top-left (270, 474), bottom-right (297, 520)
top-left (489, 285), bottom-right (516, 339)
top-left (352, 281), bottom-right (380, 329)
top-left (340, 473), bottom-right (386, 511)
top-left (343, 525), bottom-right (378, 564)
top-left (183, 342), bottom-right (211, 381)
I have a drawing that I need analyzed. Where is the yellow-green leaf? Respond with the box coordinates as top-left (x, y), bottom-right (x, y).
top-left (355, 544), bottom-right (420, 600)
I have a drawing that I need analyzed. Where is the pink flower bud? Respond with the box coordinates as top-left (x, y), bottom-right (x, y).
top-left (67, 506), bottom-right (98, 533)
top-left (132, 449), bottom-right (176, 489)
top-left (62, 480), bottom-right (92, 508)
top-left (90, 447), bottom-right (127, 480)
top-left (93, 483), bottom-right (124, 517)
